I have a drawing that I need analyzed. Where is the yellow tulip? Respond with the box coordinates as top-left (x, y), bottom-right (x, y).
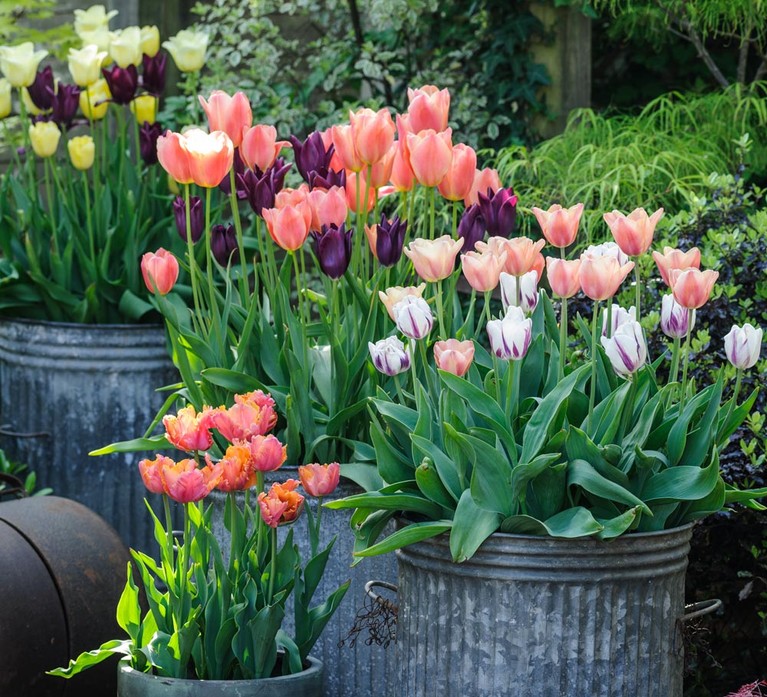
top-left (162, 30), bottom-right (208, 73)
top-left (68, 45), bottom-right (108, 87)
top-left (0, 78), bottom-right (11, 119)
top-left (140, 26), bottom-right (160, 58)
top-left (109, 26), bottom-right (142, 68)
top-left (74, 5), bottom-right (118, 37)
top-left (78, 29), bottom-right (112, 52)
top-left (129, 94), bottom-right (156, 124)
top-left (68, 135), bottom-right (96, 171)
top-left (0, 42), bottom-right (48, 88)
top-left (29, 120), bottom-right (61, 158)
top-left (79, 78), bottom-right (111, 120)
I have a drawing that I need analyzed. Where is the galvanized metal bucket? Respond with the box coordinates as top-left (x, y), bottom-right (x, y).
top-left (0, 318), bottom-right (176, 552)
top-left (394, 524), bottom-right (696, 697)
top-left (210, 473), bottom-right (397, 697)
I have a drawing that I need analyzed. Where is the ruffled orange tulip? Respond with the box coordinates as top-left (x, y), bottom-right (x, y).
top-left (163, 405), bottom-right (214, 452)
top-left (215, 444), bottom-right (254, 492)
top-left (407, 129), bottom-right (453, 188)
top-left (298, 462), bottom-right (341, 497)
top-left (434, 339), bottom-right (475, 377)
top-left (161, 458), bottom-right (222, 503)
top-left (240, 124), bottom-right (290, 172)
top-left (141, 248), bottom-right (179, 295)
top-left (579, 255), bottom-right (635, 301)
top-left (404, 235), bottom-right (464, 282)
top-left (199, 90), bottom-right (252, 147)
top-left (258, 490), bottom-right (288, 528)
top-left (258, 479), bottom-right (304, 527)
top-left (350, 107), bottom-right (395, 165)
top-left (406, 84), bottom-right (450, 133)
top-left (138, 454), bottom-right (173, 494)
top-left (532, 203), bottom-right (583, 249)
top-left (604, 207), bottom-right (664, 257)
top-left (212, 393), bottom-right (278, 442)
top-left (652, 246), bottom-right (701, 287)
top-left (670, 268), bottom-right (719, 309)
top-left (546, 257), bottom-right (581, 299)
top-left (438, 143), bottom-right (476, 202)
top-left (262, 203), bottom-right (312, 251)
top-left (461, 249), bottom-right (507, 292)
top-left (249, 434), bottom-right (287, 473)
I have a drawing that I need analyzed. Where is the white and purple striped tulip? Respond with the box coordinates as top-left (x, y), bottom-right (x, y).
top-left (487, 306), bottom-right (532, 361)
top-left (392, 295), bottom-right (434, 341)
top-left (368, 336), bottom-right (411, 376)
top-left (724, 323), bottom-right (762, 370)
top-left (602, 303), bottom-right (636, 337)
top-left (600, 318), bottom-right (647, 378)
top-left (499, 270), bottom-right (539, 315)
top-left (660, 294), bottom-right (694, 340)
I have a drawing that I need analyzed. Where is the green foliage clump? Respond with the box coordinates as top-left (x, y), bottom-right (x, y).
top-left (0, 0), bottom-right (76, 59)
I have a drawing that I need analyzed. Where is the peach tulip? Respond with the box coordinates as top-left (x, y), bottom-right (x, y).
top-left (240, 124), bottom-right (290, 172)
top-left (262, 479), bottom-right (304, 525)
top-left (262, 203), bottom-right (312, 251)
top-left (249, 434), bottom-right (288, 473)
top-left (461, 249), bottom-right (507, 292)
top-left (181, 129), bottom-right (234, 188)
top-left (161, 458), bottom-right (222, 503)
top-left (163, 405), bottom-right (215, 452)
top-left (404, 235), bottom-right (464, 282)
top-left (344, 169), bottom-right (376, 214)
top-left (331, 123), bottom-right (364, 172)
top-left (438, 143), bottom-right (477, 202)
top-left (670, 268), bottom-right (719, 309)
top-left (464, 168), bottom-right (502, 207)
top-left (434, 339), bottom-right (475, 377)
top-left (275, 184), bottom-right (310, 209)
top-left (378, 284), bottom-right (426, 320)
top-left (299, 462), bottom-right (341, 497)
top-left (138, 454), bottom-right (173, 494)
top-left (407, 84), bottom-right (450, 133)
top-left (156, 130), bottom-right (194, 184)
top-left (604, 207), bottom-right (664, 257)
top-left (652, 246), bottom-right (701, 287)
top-left (141, 248), bottom-right (179, 295)
top-left (258, 490), bottom-right (288, 528)
top-left (199, 90), bottom-right (252, 147)
top-left (546, 257), bottom-right (581, 299)
top-left (501, 237), bottom-right (546, 277)
top-left (369, 143), bottom-right (396, 189)
top-left (532, 203), bottom-right (584, 249)
top-left (407, 129), bottom-right (453, 188)
top-left (212, 395), bottom-right (278, 442)
top-left (390, 140), bottom-right (415, 192)
top-left (308, 186), bottom-right (347, 232)
top-left (350, 107), bottom-right (395, 165)
top-left (579, 255), bottom-right (635, 301)
top-left (215, 444), bottom-right (255, 492)
top-left (320, 128), bottom-right (344, 172)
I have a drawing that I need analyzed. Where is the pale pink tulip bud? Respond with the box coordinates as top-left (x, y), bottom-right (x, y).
top-left (604, 207), bottom-right (664, 257)
top-left (660, 295), bottom-right (694, 340)
top-left (392, 295), bottom-right (434, 340)
top-left (724, 323), bottom-right (763, 370)
top-left (407, 128), bottom-right (453, 188)
top-left (600, 319), bottom-right (647, 378)
top-left (379, 284), bottom-right (426, 320)
top-left (532, 203), bottom-right (584, 249)
top-left (464, 167), bottom-right (502, 207)
top-left (404, 235), bottom-right (464, 282)
top-left (461, 249), bottom-right (507, 292)
top-left (240, 124), bottom-right (290, 172)
top-left (438, 143), bottom-right (477, 202)
top-left (406, 84), bottom-right (450, 133)
top-left (434, 339), bottom-right (475, 377)
top-left (579, 254), bottom-right (635, 302)
top-left (499, 271), bottom-right (539, 315)
top-left (670, 268), bottom-right (719, 309)
top-left (545, 257), bottom-right (581, 299)
top-left (350, 107), bottom-right (395, 165)
top-left (369, 336), bottom-right (411, 376)
top-left (652, 246), bottom-right (701, 287)
top-left (198, 90), bottom-right (252, 147)
top-left (602, 304), bottom-right (636, 337)
top-left (299, 462), bottom-right (341, 497)
top-left (141, 248), bottom-right (179, 295)
top-left (487, 306), bottom-right (532, 361)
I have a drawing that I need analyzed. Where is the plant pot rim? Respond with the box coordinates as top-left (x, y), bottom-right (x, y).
top-left (0, 316), bottom-right (164, 331)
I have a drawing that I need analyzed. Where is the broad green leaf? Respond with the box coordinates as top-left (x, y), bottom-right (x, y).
top-left (415, 458), bottom-right (458, 509)
top-left (568, 459), bottom-right (652, 515)
top-left (596, 506), bottom-right (641, 539)
top-left (641, 452), bottom-right (720, 502)
top-left (324, 491), bottom-right (444, 519)
top-left (411, 434), bottom-right (461, 501)
top-left (450, 490), bottom-right (502, 562)
top-left (500, 507), bottom-right (604, 538)
top-left (90, 434), bottom-right (170, 456)
top-left (46, 639), bottom-right (132, 678)
top-left (466, 433), bottom-right (514, 516)
top-left (353, 520), bottom-right (452, 557)
top-left (566, 428), bottom-right (630, 488)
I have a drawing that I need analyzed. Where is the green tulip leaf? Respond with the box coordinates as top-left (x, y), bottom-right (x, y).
top-left (449, 490), bottom-right (502, 562)
top-left (500, 507), bottom-right (604, 538)
top-left (324, 491), bottom-right (445, 519)
top-left (641, 451), bottom-right (720, 502)
top-left (568, 459), bottom-right (652, 515)
top-left (353, 520), bottom-right (453, 557)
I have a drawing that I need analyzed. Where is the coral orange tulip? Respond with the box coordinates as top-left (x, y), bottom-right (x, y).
top-left (407, 129), bottom-right (453, 188)
top-left (464, 167), bottom-right (501, 207)
top-left (308, 186), bottom-right (347, 232)
top-left (532, 203), bottom-right (584, 249)
top-left (215, 444), bottom-right (255, 492)
top-left (249, 434), bottom-right (288, 473)
top-left (434, 339), bottom-right (475, 377)
top-left (163, 405), bottom-right (215, 452)
top-left (331, 123), bottom-right (364, 172)
top-left (545, 257), bottom-right (581, 299)
top-left (141, 248), bottom-right (179, 295)
top-left (344, 169), bottom-right (376, 214)
top-left (138, 454), bottom-right (173, 494)
top-left (604, 207), bottom-right (664, 257)
top-left (390, 140), bottom-right (415, 192)
top-left (157, 130), bottom-right (194, 184)
top-left (182, 128), bottom-right (234, 188)
top-left (262, 203), bottom-right (312, 251)
top-left (670, 268), bottom-right (719, 309)
top-left (298, 462), bottom-right (341, 497)
top-left (199, 90), bottom-right (252, 147)
top-left (161, 458), bottom-right (222, 503)
top-left (461, 249), bottom-right (507, 292)
top-left (406, 84), bottom-right (450, 133)
top-left (579, 254), bottom-right (635, 301)
top-left (240, 124), bottom-right (290, 172)
top-left (438, 143), bottom-right (477, 202)
top-left (652, 246), bottom-right (701, 287)
top-left (369, 143), bottom-right (396, 189)
top-left (350, 107), bottom-right (395, 165)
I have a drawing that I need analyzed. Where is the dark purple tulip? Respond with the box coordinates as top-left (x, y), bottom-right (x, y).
top-left (477, 187), bottom-right (517, 238)
top-left (312, 223), bottom-right (353, 280)
top-left (457, 204), bottom-right (486, 252)
top-left (239, 159), bottom-right (292, 216)
top-left (139, 121), bottom-right (163, 165)
top-left (376, 213), bottom-right (407, 267)
top-left (211, 224), bottom-right (239, 266)
top-left (173, 195), bottom-right (204, 244)
top-left (49, 84), bottom-right (81, 128)
top-left (289, 131), bottom-right (334, 184)
top-left (219, 147), bottom-right (247, 199)
top-left (269, 156), bottom-right (291, 192)
top-left (141, 52), bottom-right (167, 96)
top-left (27, 66), bottom-right (54, 111)
top-left (309, 167), bottom-right (346, 191)
top-left (102, 65), bottom-right (138, 105)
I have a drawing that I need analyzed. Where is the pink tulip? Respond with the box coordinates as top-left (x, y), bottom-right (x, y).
top-left (262, 203), bottom-right (311, 251)
top-left (198, 90), bottom-right (252, 147)
top-left (215, 444), bottom-right (255, 492)
top-left (141, 248), bottom-right (178, 295)
top-left (604, 207), bottom-right (664, 257)
top-left (331, 124), bottom-right (364, 172)
top-left (344, 169), bottom-right (376, 214)
top-left (181, 128), bottom-right (234, 188)
top-left (438, 143), bottom-right (477, 202)
top-left (248, 434), bottom-right (287, 473)
top-left (406, 84), bottom-right (450, 133)
top-left (404, 235), bottom-right (464, 282)
top-left (308, 186), bottom-right (347, 232)
top-left (138, 454), bottom-right (172, 494)
top-left (163, 405), bottom-right (215, 452)
top-left (390, 140), bottom-right (415, 192)
top-left (464, 168), bottom-right (501, 207)
top-left (670, 268), bottom-right (719, 309)
top-left (259, 480), bottom-right (304, 526)
top-left (298, 462), bottom-right (341, 497)
top-left (320, 128), bottom-right (344, 172)
top-left (257, 490), bottom-right (288, 528)
top-left (652, 246), bottom-right (701, 287)
top-left (161, 458), bottom-right (222, 503)
top-left (275, 184), bottom-right (310, 209)
top-left (434, 339), bottom-right (475, 377)
top-left (350, 107), bottom-right (395, 165)
top-left (481, 237), bottom-right (545, 277)
top-left (212, 395), bottom-right (278, 442)
top-left (579, 254), bottom-right (635, 301)
top-left (240, 124), bottom-right (290, 172)
top-left (378, 283), bottom-right (426, 320)
top-left (369, 143), bottom-right (396, 189)
top-left (546, 257), bottom-right (581, 299)
top-left (407, 129), bottom-right (453, 188)
top-left (532, 203), bottom-right (584, 249)
top-left (461, 249), bottom-right (507, 292)
top-left (156, 130), bottom-right (193, 184)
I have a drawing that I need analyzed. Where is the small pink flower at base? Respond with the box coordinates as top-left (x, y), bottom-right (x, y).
top-left (257, 491), bottom-right (289, 528)
top-left (198, 90), bottom-right (252, 148)
top-left (407, 129), bottom-right (453, 188)
top-left (161, 458), bottom-right (223, 503)
top-left (600, 319), bottom-right (647, 378)
top-left (248, 434), bottom-right (287, 473)
top-left (602, 304), bottom-right (636, 337)
top-left (141, 248), bottom-right (179, 295)
top-left (532, 203), bottom-right (584, 249)
top-left (138, 454), bottom-right (172, 494)
top-left (392, 295), bottom-right (434, 341)
top-left (487, 306), bottom-right (532, 361)
top-left (434, 339), bottom-right (475, 376)
top-left (578, 254), bottom-right (635, 302)
top-left (652, 246), bottom-right (701, 287)
top-left (404, 235), bottom-right (464, 282)
top-left (670, 268), bottom-right (719, 309)
top-left (369, 336), bottom-right (411, 376)
top-left (464, 167), bottom-right (501, 207)
top-left (499, 271), bottom-right (539, 315)
top-left (545, 257), bottom-right (581, 299)
top-left (163, 405), bottom-right (214, 452)
top-left (350, 107), bottom-right (395, 166)
top-left (240, 124), bottom-right (290, 172)
top-left (660, 295), bottom-right (694, 340)
top-left (214, 444), bottom-right (254, 492)
top-left (299, 462), bottom-right (341, 497)
top-left (262, 203), bottom-right (311, 251)
top-left (438, 143), bottom-right (477, 202)
top-left (156, 130), bottom-right (194, 184)
top-left (604, 207), bottom-right (664, 257)
top-left (181, 128), bottom-right (235, 188)
top-left (724, 324), bottom-right (763, 370)
top-left (379, 284), bottom-right (426, 320)
top-left (461, 249), bottom-right (507, 293)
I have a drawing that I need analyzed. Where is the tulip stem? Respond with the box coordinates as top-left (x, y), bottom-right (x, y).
top-left (435, 281), bottom-right (447, 340)
top-left (204, 187), bottom-right (223, 347)
top-left (256, 472), bottom-right (265, 563)
top-left (559, 296), bottom-right (568, 380)
top-left (492, 353), bottom-right (502, 405)
top-left (588, 300), bottom-right (600, 432)
top-left (506, 358), bottom-right (517, 428)
top-left (393, 373), bottom-right (408, 405)
top-left (228, 168), bottom-right (249, 305)
top-left (184, 184), bottom-right (204, 335)
top-left (669, 337), bottom-right (681, 386)
top-left (606, 302), bottom-right (613, 339)
top-left (634, 264), bottom-right (641, 325)
top-left (679, 309), bottom-right (694, 411)
top-left (16, 89), bottom-right (35, 192)
top-left (355, 171), bottom-right (362, 277)
top-left (268, 527), bottom-right (277, 604)
top-left (43, 158), bottom-right (58, 254)
top-left (429, 186), bottom-right (436, 240)
top-left (725, 368), bottom-right (743, 429)
top-left (452, 201), bottom-right (458, 239)
top-left (82, 171), bottom-right (96, 270)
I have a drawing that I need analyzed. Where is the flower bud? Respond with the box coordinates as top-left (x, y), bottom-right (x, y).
top-left (173, 195), bottom-right (204, 244)
top-left (79, 78), bottom-right (110, 120)
top-left (67, 135), bottom-right (95, 171)
top-left (162, 29), bottom-right (208, 73)
top-left (109, 26), bottom-right (142, 68)
top-left (211, 224), bottom-right (239, 265)
top-left (392, 295), bottom-right (434, 341)
top-left (141, 248), bottom-right (179, 295)
top-left (600, 319), bottom-right (647, 378)
top-left (487, 305), bottom-right (532, 361)
top-left (434, 339), bottom-right (474, 376)
top-left (130, 94), bottom-right (156, 124)
top-left (140, 25), bottom-right (161, 58)
top-left (724, 323), bottom-right (762, 370)
top-left (602, 304), bottom-right (636, 338)
top-left (369, 336), bottom-right (411, 376)
top-left (299, 462), bottom-right (341, 497)
top-left (0, 42), bottom-right (48, 87)
top-left (660, 295), bottom-right (693, 340)
top-left (28, 120), bottom-right (60, 158)
top-left (378, 284), bottom-right (426, 321)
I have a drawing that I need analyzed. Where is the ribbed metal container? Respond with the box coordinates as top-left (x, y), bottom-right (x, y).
top-left (395, 524), bottom-right (693, 697)
top-left (210, 473), bottom-right (397, 697)
top-left (0, 318), bottom-right (176, 552)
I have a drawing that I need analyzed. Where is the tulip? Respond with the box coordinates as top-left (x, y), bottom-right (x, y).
top-left (241, 124), bottom-right (290, 173)
top-left (199, 90), bottom-right (252, 148)
top-left (247, 434), bottom-right (287, 473)
top-left (259, 480), bottom-right (305, 527)
top-left (0, 79), bottom-right (10, 119)
top-left (652, 246), bottom-right (701, 287)
top-left (28, 121), bottom-right (59, 158)
top-left (312, 223), bottom-right (353, 279)
top-left (163, 405), bottom-right (214, 452)
top-left (79, 77), bottom-right (110, 120)
top-left (604, 207), bottom-right (664, 257)
top-left (602, 303), bottom-right (636, 337)
top-left (141, 52), bottom-right (166, 97)
top-left (579, 254), bottom-right (634, 301)
top-left (457, 204), bottom-right (486, 252)
top-left (140, 25), bottom-right (161, 57)
top-left (290, 131), bottom-right (335, 184)
top-left (309, 167), bottom-right (345, 191)
top-left (379, 284), bottom-right (426, 320)
top-left (532, 203), bottom-right (584, 249)
top-left (239, 160), bottom-right (292, 216)
top-left (502, 237), bottom-right (546, 276)
top-left (79, 28), bottom-right (112, 52)
top-left (369, 144), bottom-right (396, 189)
top-left (139, 121), bottom-right (162, 165)
top-left (369, 336), bottom-right (411, 376)
top-left (0, 43), bottom-right (48, 88)
top-left (660, 294), bottom-right (694, 340)
top-left (102, 64), bottom-right (138, 104)
top-left (138, 454), bottom-right (172, 494)
top-left (163, 29), bottom-right (208, 73)
top-left (141, 248), bottom-right (179, 295)
top-left (50, 84), bottom-right (81, 128)
top-left (129, 94), bottom-right (156, 124)
top-left (369, 214), bottom-right (407, 267)
top-left (437, 143), bottom-right (476, 201)
top-left (262, 203), bottom-right (311, 252)
top-left (212, 396), bottom-right (278, 443)
top-left (215, 444), bottom-right (255, 492)
top-left (258, 490), bottom-right (289, 528)
top-left (582, 241), bottom-right (629, 266)
top-left (724, 324), bottom-right (763, 370)
top-left (407, 84), bottom-right (450, 133)
top-left (545, 257), bottom-right (581, 299)
top-left (173, 195), bottom-right (203, 244)
top-left (407, 128), bottom-right (453, 188)
top-left (600, 319), bottom-right (647, 378)
top-left (328, 123), bottom-right (363, 173)
top-left (299, 462), bottom-right (341, 497)
top-left (307, 186), bottom-right (347, 232)
top-left (161, 458), bottom-right (222, 504)
top-left (67, 135), bottom-right (95, 171)
top-left (182, 128), bottom-right (235, 188)
top-left (27, 66), bottom-right (54, 111)
top-left (499, 271), bottom-right (539, 314)
top-left (158, 130), bottom-right (195, 184)
top-left (669, 268), bottom-right (719, 309)
top-left (404, 235), bottom-right (464, 283)
top-left (344, 168), bottom-right (376, 214)
top-left (465, 167), bottom-right (502, 207)
top-left (74, 5), bottom-right (118, 37)
top-left (434, 339), bottom-right (475, 376)
top-left (109, 26), bottom-right (142, 68)
top-left (461, 249), bottom-right (506, 293)
top-left (350, 106), bottom-right (395, 165)
top-left (487, 305), bottom-right (532, 360)
top-left (207, 225), bottom-right (237, 266)
top-left (238, 389), bottom-right (278, 412)
top-left (390, 140), bottom-right (415, 192)
top-left (67, 45), bottom-right (108, 87)
top-left (478, 187), bottom-right (517, 238)
top-left (276, 184), bottom-right (309, 209)
top-left (392, 295), bottom-right (434, 340)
